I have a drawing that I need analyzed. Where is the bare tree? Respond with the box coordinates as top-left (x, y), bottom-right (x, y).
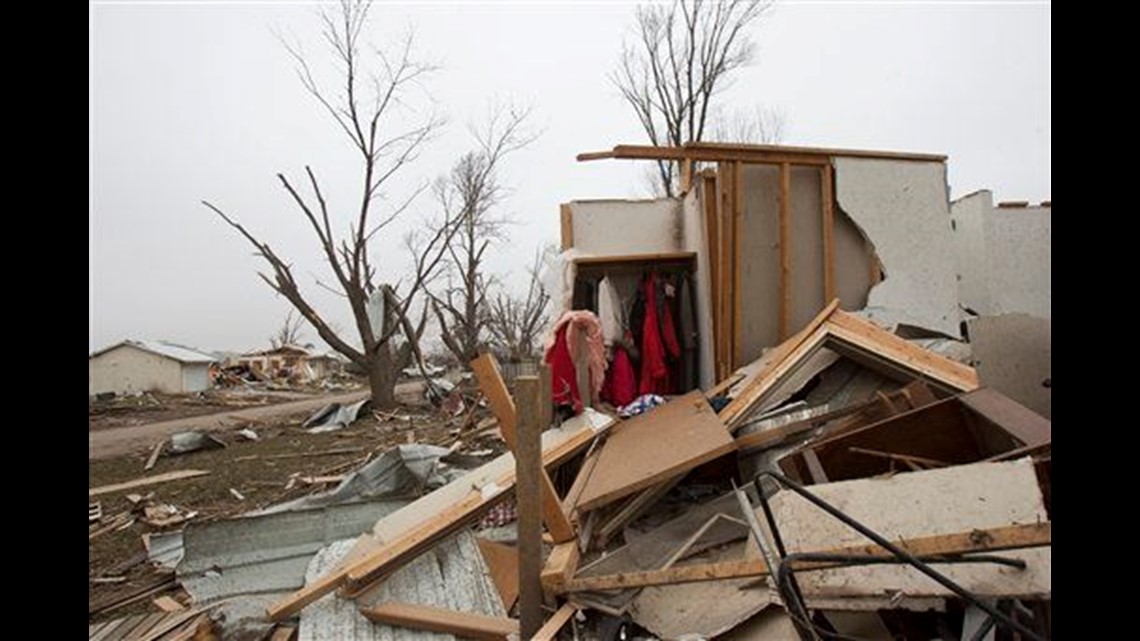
top-left (269, 310), bottom-right (308, 349)
top-left (613, 0), bottom-right (773, 197)
top-left (203, 0), bottom-right (458, 408)
top-left (484, 247), bottom-right (551, 362)
top-left (709, 105), bottom-right (785, 145)
top-left (428, 105), bottom-right (537, 367)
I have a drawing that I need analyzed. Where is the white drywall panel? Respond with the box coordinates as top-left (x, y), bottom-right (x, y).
top-left (834, 158), bottom-right (961, 337)
top-left (569, 199), bottom-right (681, 255)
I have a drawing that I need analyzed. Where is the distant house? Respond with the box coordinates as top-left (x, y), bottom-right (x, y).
top-left (89, 340), bottom-right (218, 396)
top-left (234, 345), bottom-right (343, 381)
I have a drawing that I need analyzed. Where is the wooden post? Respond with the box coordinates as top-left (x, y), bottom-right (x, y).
top-left (732, 161), bottom-right (744, 370)
top-left (680, 157), bottom-right (693, 194)
top-left (515, 369), bottom-right (547, 639)
top-left (560, 203), bottom-right (574, 251)
top-left (821, 163), bottom-right (836, 304)
top-left (779, 162), bottom-right (791, 340)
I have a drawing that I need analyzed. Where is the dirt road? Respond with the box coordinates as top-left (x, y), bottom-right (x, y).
top-left (88, 390), bottom-right (369, 460)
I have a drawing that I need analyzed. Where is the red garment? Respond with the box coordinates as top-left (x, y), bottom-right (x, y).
top-left (661, 288), bottom-right (681, 360)
top-left (544, 324), bottom-right (582, 413)
top-left (601, 346), bottom-right (637, 408)
top-left (638, 274), bottom-right (670, 395)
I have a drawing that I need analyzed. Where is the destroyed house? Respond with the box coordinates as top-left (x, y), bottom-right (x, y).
top-left (92, 142), bottom-right (1049, 641)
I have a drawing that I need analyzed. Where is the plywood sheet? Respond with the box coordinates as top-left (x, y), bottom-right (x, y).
top-left (576, 392), bottom-right (735, 512)
top-left (765, 458), bottom-right (1051, 600)
top-left (476, 539), bottom-right (519, 611)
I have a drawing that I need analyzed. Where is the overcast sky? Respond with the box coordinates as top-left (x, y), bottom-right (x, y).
top-left (89, 0), bottom-right (1050, 356)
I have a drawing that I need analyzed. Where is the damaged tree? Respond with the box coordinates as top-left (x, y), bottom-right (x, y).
top-left (613, 0), bottom-right (774, 196)
top-left (203, 0), bottom-right (457, 408)
top-left (270, 310), bottom-right (308, 350)
top-left (428, 106), bottom-right (537, 367)
top-left (484, 247), bottom-right (551, 362)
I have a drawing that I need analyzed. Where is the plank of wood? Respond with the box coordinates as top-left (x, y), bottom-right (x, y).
top-left (703, 171), bottom-right (721, 364)
top-left (267, 625), bottom-right (297, 641)
top-left (577, 143), bottom-right (947, 165)
top-left (560, 203), bottom-right (574, 251)
top-left (681, 157), bottom-right (693, 193)
top-left (826, 310), bottom-right (979, 391)
top-left (732, 160), bottom-right (744, 369)
top-left (152, 596), bottom-right (184, 612)
top-left (478, 539), bottom-right (520, 611)
top-left (561, 522), bottom-right (1051, 593)
top-left (847, 446), bottom-right (949, 469)
top-left (268, 410), bottom-right (616, 621)
top-left (779, 162), bottom-right (791, 340)
top-left (120, 612), bottom-right (169, 641)
top-left (144, 440), bottom-right (163, 472)
top-left (572, 251), bottom-right (697, 265)
top-left (516, 372), bottom-right (545, 639)
top-left (88, 574), bottom-right (177, 617)
top-left (540, 541), bottom-right (581, 591)
top-left (471, 353), bottom-right (576, 543)
top-left (719, 299), bottom-right (840, 429)
top-left (90, 470), bottom-right (210, 498)
top-left (360, 603), bottom-right (520, 641)
top-left (232, 447), bottom-right (364, 462)
top-left (561, 443), bottom-right (601, 517)
top-left (593, 478), bottom-right (680, 549)
top-left (576, 392), bottom-right (736, 512)
top-left (533, 603), bottom-right (578, 641)
top-left (821, 163), bottom-right (835, 303)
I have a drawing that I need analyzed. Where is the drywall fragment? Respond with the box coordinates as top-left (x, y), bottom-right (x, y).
top-left (833, 157), bottom-right (961, 337)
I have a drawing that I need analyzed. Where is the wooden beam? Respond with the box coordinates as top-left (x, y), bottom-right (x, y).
top-left (576, 143), bottom-right (946, 164)
top-left (703, 171), bottom-right (721, 368)
top-left (719, 299), bottom-right (841, 430)
top-left (560, 203), bottom-right (574, 251)
top-left (360, 603), bottom-right (520, 641)
top-left (825, 310), bottom-right (979, 391)
top-left (533, 603), bottom-right (578, 641)
top-left (717, 161), bottom-right (732, 381)
top-left (268, 625), bottom-right (297, 641)
top-left (561, 443), bottom-right (601, 517)
top-left (558, 522), bottom-right (1051, 593)
top-left (516, 372), bottom-right (545, 639)
top-left (90, 470), bottom-right (209, 498)
top-left (144, 440), bottom-right (163, 472)
top-left (732, 160), bottom-right (744, 370)
top-left (541, 541), bottom-right (581, 591)
top-left (681, 157), bottom-right (693, 193)
top-left (471, 353), bottom-right (576, 543)
top-left (821, 163), bottom-right (835, 303)
top-left (573, 251), bottom-right (696, 265)
top-left (779, 162), bottom-right (791, 340)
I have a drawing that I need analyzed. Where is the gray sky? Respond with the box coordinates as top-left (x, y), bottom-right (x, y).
top-left (89, 0), bottom-right (1050, 355)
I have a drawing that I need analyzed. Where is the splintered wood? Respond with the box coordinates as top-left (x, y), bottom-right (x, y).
top-left (576, 391), bottom-right (736, 512)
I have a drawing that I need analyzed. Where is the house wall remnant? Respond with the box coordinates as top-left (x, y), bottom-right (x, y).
top-left (90, 344), bottom-right (192, 395)
top-left (950, 190), bottom-right (1051, 320)
top-left (681, 188), bottom-right (716, 388)
top-left (568, 199), bottom-right (682, 254)
top-left (966, 313), bottom-right (1051, 419)
top-left (833, 157), bottom-right (962, 338)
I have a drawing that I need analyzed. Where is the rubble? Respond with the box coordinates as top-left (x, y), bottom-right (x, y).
top-left (89, 141), bottom-right (1050, 640)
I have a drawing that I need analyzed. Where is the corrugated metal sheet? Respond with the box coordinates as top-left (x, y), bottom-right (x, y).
top-left (299, 530), bottom-right (506, 641)
top-left (179, 500), bottom-right (409, 606)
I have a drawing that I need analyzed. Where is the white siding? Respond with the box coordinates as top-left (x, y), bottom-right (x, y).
top-left (181, 363), bottom-right (211, 393)
top-left (89, 345), bottom-right (185, 395)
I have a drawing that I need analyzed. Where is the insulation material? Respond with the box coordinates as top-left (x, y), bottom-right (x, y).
top-left (967, 314), bottom-right (1051, 419)
top-left (833, 157), bottom-right (961, 338)
top-left (568, 199), bottom-right (682, 255)
top-left (298, 531), bottom-right (506, 641)
top-left (764, 458), bottom-right (1051, 603)
top-left (681, 187), bottom-right (716, 390)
